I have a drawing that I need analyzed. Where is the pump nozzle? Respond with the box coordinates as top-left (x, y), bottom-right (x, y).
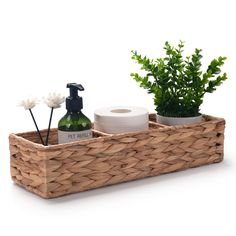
top-left (67, 83), bottom-right (84, 97)
top-left (66, 83), bottom-right (84, 112)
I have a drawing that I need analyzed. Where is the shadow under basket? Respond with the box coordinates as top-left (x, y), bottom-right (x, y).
top-left (9, 114), bottom-right (225, 199)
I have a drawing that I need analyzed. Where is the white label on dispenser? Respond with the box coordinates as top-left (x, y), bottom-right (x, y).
top-left (58, 130), bottom-right (93, 144)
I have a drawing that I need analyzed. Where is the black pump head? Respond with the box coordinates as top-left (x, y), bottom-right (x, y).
top-left (66, 83), bottom-right (84, 112)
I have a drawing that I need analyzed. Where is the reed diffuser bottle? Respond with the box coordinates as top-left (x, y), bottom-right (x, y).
top-left (58, 83), bottom-right (92, 144)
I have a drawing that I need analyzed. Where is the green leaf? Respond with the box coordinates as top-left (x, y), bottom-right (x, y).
top-left (130, 41), bottom-right (228, 117)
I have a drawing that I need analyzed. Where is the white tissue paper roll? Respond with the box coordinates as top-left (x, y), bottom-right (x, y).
top-left (94, 106), bottom-right (149, 134)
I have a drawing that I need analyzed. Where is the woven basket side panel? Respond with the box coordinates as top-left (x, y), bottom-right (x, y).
top-left (9, 117), bottom-right (225, 198)
top-left (43, 119), bottom-right (225, 198)
top-left (9, 130), bottom-right (112, 198)
top-left (9, 135), bottom-right (48, 198)
top-left (16, 129), bottom-right (58, 145)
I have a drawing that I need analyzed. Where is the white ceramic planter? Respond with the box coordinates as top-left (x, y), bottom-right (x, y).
top-left (156, 114), bottom-right (202, 126)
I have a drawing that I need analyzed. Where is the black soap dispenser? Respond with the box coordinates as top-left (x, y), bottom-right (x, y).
top-left (58, 83), bottom-right (92, 144)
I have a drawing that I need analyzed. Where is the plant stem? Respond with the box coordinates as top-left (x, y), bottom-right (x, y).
top-left (29, 109), bottom-right (44, 145)
top-left (45, 107), bottom-right (54, 146)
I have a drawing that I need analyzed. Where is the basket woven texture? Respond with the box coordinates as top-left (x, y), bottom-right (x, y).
top-left (9, 114), bottom-right (225, 198)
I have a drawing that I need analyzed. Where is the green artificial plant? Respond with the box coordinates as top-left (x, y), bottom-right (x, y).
top-left (131, 41), bottom-right (228, 117)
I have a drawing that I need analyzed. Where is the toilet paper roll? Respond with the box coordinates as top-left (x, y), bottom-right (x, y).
top-left (94, 106), bottom-right (149, 134)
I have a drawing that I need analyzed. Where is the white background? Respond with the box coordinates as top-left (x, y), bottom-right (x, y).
top-left (0, 0), bottom-right (235, 235)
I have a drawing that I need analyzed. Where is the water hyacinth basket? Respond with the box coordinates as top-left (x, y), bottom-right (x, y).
top-left (9, 114), bottom-right (225, 198)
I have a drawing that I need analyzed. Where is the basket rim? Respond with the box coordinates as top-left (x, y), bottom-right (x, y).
top-left (9, 113), bottom-right (225, 150)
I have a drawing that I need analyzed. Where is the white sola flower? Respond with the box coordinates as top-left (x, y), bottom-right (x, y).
top-left (19, 98), bottom-right (38, 110)
top-left (18, 97), bottom-right (44, 145)
top-left (44, 93), bottom-right (65, 109)
top-left (44, 92), bottom-right (65, 146)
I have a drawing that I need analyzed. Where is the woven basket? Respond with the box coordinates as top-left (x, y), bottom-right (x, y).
top-left (9, 114), bottom-right (225, 198)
